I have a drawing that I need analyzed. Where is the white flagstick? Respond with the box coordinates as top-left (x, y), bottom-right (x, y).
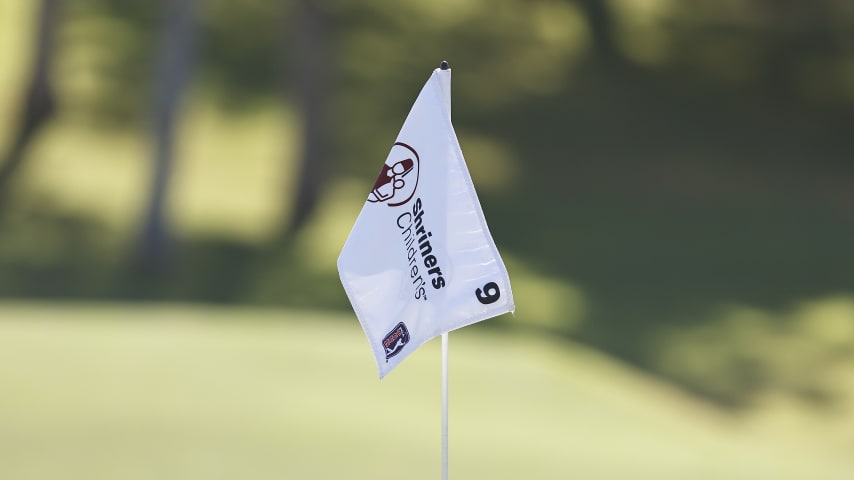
top-left (442, 332), bottom-right (449, 480)
top-left (439, 59), bottom-right (451, 480)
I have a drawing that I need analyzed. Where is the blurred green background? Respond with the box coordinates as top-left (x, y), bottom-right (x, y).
top-left (1, 0), bottom-right (853, 478)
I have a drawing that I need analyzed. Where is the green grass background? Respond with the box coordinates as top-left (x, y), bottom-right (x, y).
top-left (1, 302), bottom-right (852, 479)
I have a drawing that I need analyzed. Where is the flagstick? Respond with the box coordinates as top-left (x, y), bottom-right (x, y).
top-left (441, 332), bottom-right (449, 480)
top-left (439, 59), bottom-right (451, 480)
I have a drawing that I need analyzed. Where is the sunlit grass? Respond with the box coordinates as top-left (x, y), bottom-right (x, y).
top-left (20, 123), bottom-right (149, 234)
top-left (0, 302), bottom-right (852, 480)
top-left (170, 95), bottom-right (298, 243)
top-left (11, 96), bottom-right (298, 245)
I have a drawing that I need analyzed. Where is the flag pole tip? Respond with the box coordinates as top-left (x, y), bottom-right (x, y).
top-left (440, 60), bottom-right (450, 70)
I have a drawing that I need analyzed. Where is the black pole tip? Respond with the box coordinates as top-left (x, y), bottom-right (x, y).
top-left (440, 60), bottom-right (450, 70)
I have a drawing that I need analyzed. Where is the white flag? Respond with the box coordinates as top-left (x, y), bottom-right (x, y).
top-left (337, 67), bottom-right (514, 378)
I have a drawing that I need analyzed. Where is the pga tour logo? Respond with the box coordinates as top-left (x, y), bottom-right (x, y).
top-left (368, 142), bottom-right (420, 207)
top-left (382, 322), bottom-right (410, 361)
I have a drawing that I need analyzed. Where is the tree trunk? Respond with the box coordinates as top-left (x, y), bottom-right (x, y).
top-left (137, 0), bottom-right (197, 268)
top-left (576, 0), bottom-right (620, 63)
top-left (0, 0), bottom-right (59, 196)
top-left (284, 0), bottom-right (332, 235)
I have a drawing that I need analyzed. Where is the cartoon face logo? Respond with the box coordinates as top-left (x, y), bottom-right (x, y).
top-left (382, 322), bottom-right (410, 361)
top-left (368, 142), bottom-right (420, 207)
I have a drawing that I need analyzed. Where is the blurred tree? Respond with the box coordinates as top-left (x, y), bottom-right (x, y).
top-left (0, 0), bottom-right (59, 197)
top-left (753, 0), bottom-right (849, 104)
top-left (196, 0), bottom-right (282, 105)
top-left (283, 0), bottom-right (333, 234)
top-left (136, 0), bottom-right (198, 268)
top-left (1, 0), bottom-right (852, 408)
top-left (576, 0), bottom-right (619, 64)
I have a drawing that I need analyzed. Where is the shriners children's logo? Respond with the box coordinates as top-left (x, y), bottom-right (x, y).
top-left (382, 322), bottom-right (410, 361)
top-left (368, 142), bottom-right (420, 207)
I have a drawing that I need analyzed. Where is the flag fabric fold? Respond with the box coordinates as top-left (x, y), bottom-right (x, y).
top-left (337, 67), bottom-right (514, 378)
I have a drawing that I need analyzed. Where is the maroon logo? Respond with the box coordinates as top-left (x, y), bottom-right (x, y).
top-left (368, 142), bottom-right (420, 207)
top-left (382, 322), bottom-right (410, 361)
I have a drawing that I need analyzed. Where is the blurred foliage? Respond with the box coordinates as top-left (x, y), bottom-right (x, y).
top-left (1, 0), bottom-right (854, 410)
top-left (56, 0), bottom-right (159, 126)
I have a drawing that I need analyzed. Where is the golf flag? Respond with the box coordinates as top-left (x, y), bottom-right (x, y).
top-left (337, 66), bottom-right (514, 378)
